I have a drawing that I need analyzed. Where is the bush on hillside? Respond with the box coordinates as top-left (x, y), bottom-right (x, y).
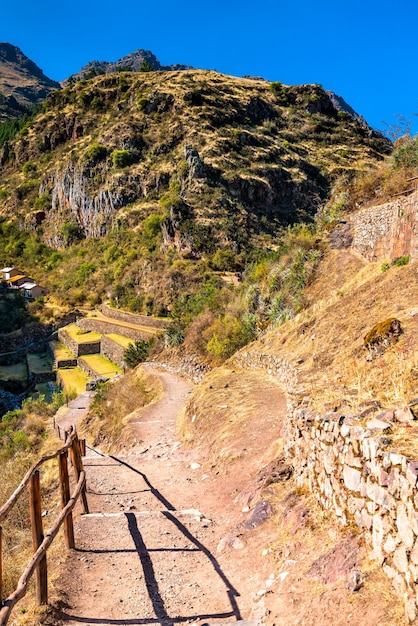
top-left (111, 149), bottom-right (133, 168)
top-left (392, 135), bottom-right (418, 169)
top-left (124, 340), bottom-right (152, 368)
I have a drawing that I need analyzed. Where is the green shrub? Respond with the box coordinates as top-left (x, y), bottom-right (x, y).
top-left (111, 149), bottom-right (132, 168)
top-left (139, 60), bottom-right (154, 72)
top-left (15, 180), bottom-right (37, 200)
top-left (165, 324), bottom-right (185, 347)
top-left (85, 144), bottom-right (108, 164)
top-left (124, 340), bottom-right (152, 368)
top-left (34, 193), bottom-right (51, 211)
top-left (381, 261), bottom-right (390, 272)
top-left (76, 261), bottom-right (96, 284)
top-left (138, 96), bottom-right (149, 112)
top-left (206, 316), bottom-right (255, 362)
top-left (392, 136), bottom-right (418, 169)
top-left (210, 249), bottom-right (241, 271)
top-left (22, 161), bottom-right (38, 179)
top-left (270, 82), bottom-right (290, 105)
top-left (90, 95), bottom-right (103, 109)
top-left (62, 221), bottom-right (82, 245)
top-left (394, 255), bottom-right (410, 266)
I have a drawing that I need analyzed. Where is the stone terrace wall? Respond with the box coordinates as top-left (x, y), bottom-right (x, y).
top-left (350, 191), bottom-right (418, 262)
top-left (234, 347), bottom-right (418, 621)
top-left (232, 349), bottom-right (299, 392)
top-left (77, 318), bottom-right (153, 342)
top-left (47, 343), bottom-right (77, 369)
top-left (58, 328), bottom-right (100, 358)
top-left (100, 335), bottom-right (126, 369)
top-left (101, 304), bottom-right (171, 330)
top-left (285, 404), bottom-right (418, 621)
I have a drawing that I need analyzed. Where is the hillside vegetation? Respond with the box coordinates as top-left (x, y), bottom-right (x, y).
top-left (0, 68), bottom-right (397, 362)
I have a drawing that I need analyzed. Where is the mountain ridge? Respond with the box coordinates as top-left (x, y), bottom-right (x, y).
top-left (69, 48), bottom-right (193, 82)
top-left (0, 42), bottom-right (60, 114)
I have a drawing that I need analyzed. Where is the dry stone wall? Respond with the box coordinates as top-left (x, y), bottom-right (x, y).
top-left (100, 335), bottom-right (126, 369)
top-left (77, 317), bottom-right (153, 342)
top-left (234, 347), bottom-right (418, 621)
top-left (350, 191), bottom-right (418, 262)
top-left (57, 328), bottom-right (100, 358)
top-left (285, 403), bottom-right (418, 622)
top-left (101, 304), bottom-right (171, 330)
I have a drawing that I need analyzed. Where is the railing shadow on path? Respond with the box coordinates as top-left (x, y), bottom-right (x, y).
top-left (60, 449), bottom-right (243, 625)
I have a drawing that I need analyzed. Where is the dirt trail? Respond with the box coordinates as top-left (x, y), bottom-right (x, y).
top-left (49, 367), bottom-right (273, 626)
top-left (46, 366), bottom-right (402, 626)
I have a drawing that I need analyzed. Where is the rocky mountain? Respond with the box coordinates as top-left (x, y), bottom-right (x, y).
top-left (0, 43), bottom-right (60, 118)
top-left (0, 70), bottom-right (390, 241)
top-left (0, 68), bottom-right (392, 325)
top-left (70, 49), bottom-right (192, 82)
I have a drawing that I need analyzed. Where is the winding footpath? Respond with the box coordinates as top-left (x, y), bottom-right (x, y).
top-left (50, 367), bottom-right (265, 626)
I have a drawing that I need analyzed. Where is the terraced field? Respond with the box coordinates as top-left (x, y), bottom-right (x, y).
top-left (79, 353), bottom-right (122, 378)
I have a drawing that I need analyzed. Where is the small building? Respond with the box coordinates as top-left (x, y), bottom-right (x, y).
top-left (1, 266), bottom-right (20, 281)
top-left (7, 274), bottom-right (30, 289)
top-left (20, 282), bottom-right (46, 299)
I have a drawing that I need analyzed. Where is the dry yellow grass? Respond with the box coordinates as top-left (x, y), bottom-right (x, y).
top-left (48, 340), bottom-right (74, 361)
top-left (80, 365), bottom-right (162, 449)
top-left (80, 353), bottom-right (122, 377)
top-left (105, 333), bottom-right (133, 349)
top-left (57, 367), bottom-right (90, 396)
top-left (63, 324), bottom-right (101, 343)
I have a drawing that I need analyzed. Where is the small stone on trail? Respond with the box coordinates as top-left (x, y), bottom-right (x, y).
top-left (190, 462), bottom-right (201, 470)
top-left (345, 569), bottom-right (365, 592)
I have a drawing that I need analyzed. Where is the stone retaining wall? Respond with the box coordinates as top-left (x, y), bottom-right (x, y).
top-left (234, 347), bottom-right (418, 621)
top-left (101, 303), bottom-right (171, 330)
top-left (77, 357), bottom-right (101, 379)
top-left (58, 328), bottom-right (101, 358)
top-left (77, 318), bottom-right (153, 342)
top-left (285, 404), bottom-right (418, 622)
top-left (350, 191), bottom-right (418, 262)
top-left (46, 342), bottom-right (77, 369)
top-left (100, 335), bottom-right (127, 369)
top-left (232, 349), bottom-right (299, 392)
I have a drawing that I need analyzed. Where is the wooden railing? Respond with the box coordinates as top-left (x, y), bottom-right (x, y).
top-left (0, 427), bottom-right (89, 625)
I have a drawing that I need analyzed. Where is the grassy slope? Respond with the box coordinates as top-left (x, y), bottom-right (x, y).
top-left (182, 248), bottom-right (418, 456)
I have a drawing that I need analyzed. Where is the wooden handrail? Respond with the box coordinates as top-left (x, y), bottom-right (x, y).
top-left (0, 472), bottom-right (86, 625)
top-left (0, 430), bottom-right (77, 524)
top-left (0, 426), bottom-right (89, 625)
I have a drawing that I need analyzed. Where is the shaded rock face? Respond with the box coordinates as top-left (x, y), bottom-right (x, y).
top-left (39, 164), bottom-right (123, 245)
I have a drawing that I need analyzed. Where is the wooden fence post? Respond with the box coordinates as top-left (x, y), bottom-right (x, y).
top-left (80, 439), bottom-right (86, 457)
top-left (0, 525), bottom-right (3, 604)
top-left (70, 439), bottom-right (89, 514)
top-left (29, 470), bottom-right (48, 605)
top-left (58, 452), bottom-right (75, 549)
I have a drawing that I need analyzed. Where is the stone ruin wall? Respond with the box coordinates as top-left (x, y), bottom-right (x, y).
top-left (101, 304), bottom-right (171, 330)
top-left (76, 317), bottom-right (153, 342)
top-left (100, 335), bottom-right (126, 369)
top-left (57, 328), bottom-right (100, 358)
top-left (286, 403), bottom-right (418, 622)
top-left (349, 191), bottom-right (418, 262)
top-left (233, 349), bottom-right (418, 622)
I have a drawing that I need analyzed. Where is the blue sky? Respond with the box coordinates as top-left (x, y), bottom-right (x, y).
top-left (2, 0), bottom-right (418, 135)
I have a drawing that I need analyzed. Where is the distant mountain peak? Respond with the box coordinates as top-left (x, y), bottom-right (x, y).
top-left (0, 42), bottom-right (60, 115)
top-left (68, 48), bottom-right (192, 82)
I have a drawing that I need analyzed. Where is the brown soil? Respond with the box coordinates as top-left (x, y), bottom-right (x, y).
top-left (42, 366), bottom-right (403, 626)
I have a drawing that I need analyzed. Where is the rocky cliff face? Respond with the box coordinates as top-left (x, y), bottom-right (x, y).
top-left (0, 43), bottom-right (60, 113)
top-left (0, 70), bottom-right (391, 254)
